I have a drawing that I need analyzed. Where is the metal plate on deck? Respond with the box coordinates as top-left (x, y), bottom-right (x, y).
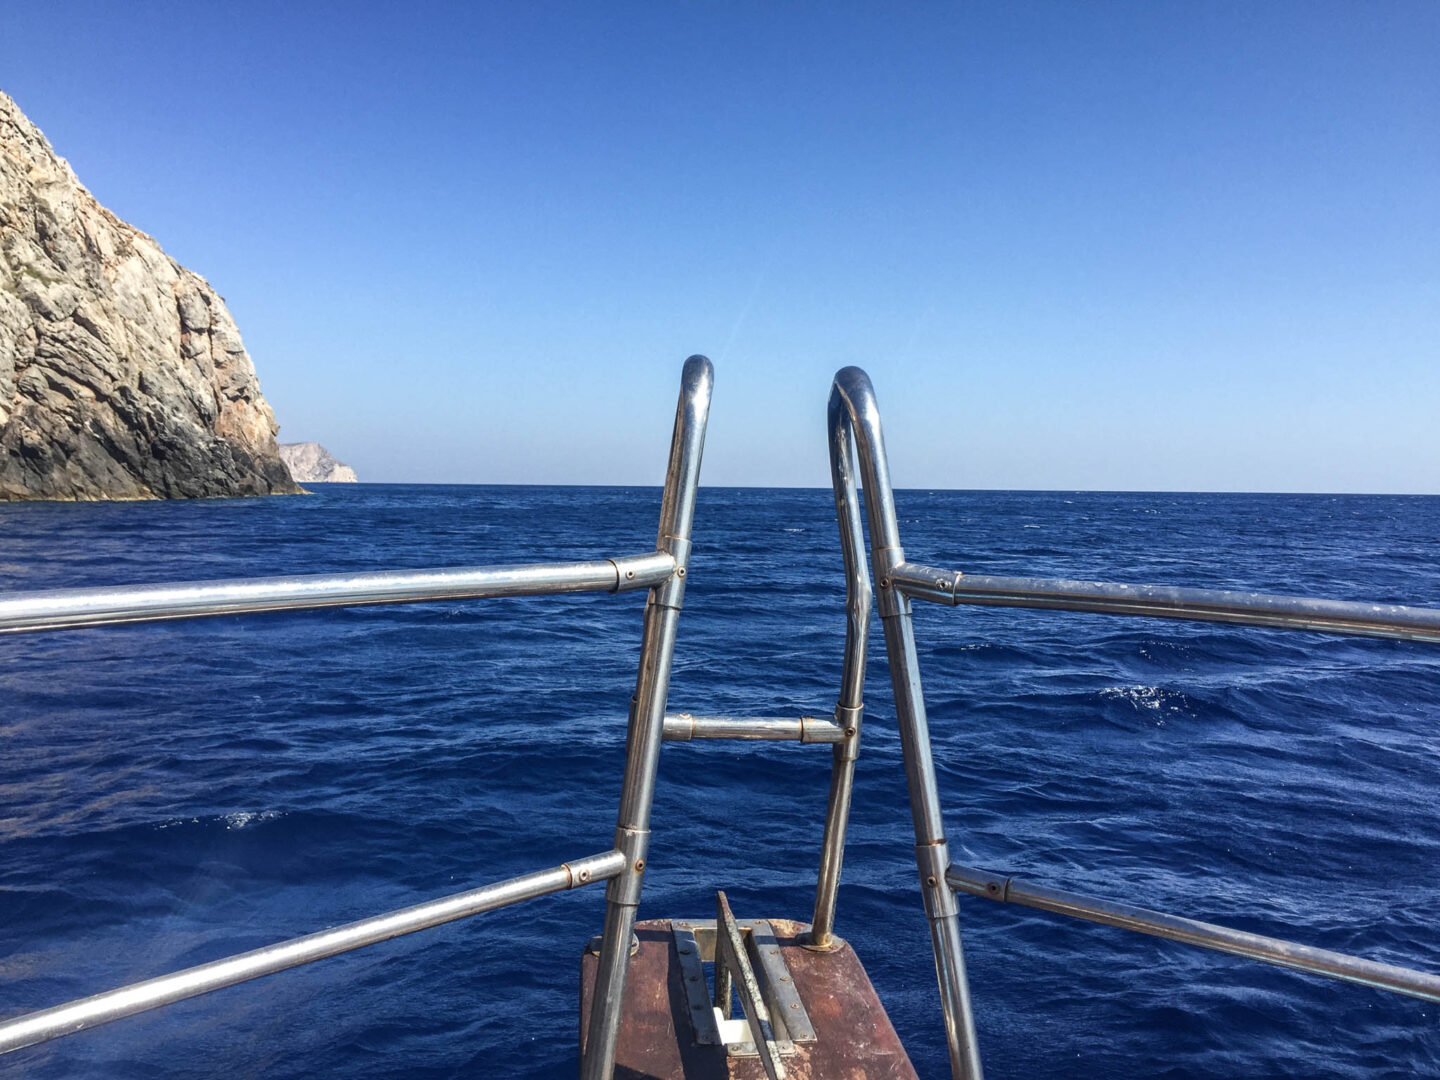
top-left (671, 918), bottom-right (814, 1055)
top-left (579, 918), bottom-right (918, 1079)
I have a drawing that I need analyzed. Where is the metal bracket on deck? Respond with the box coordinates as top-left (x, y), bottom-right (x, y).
top-left (672, 894), bottom-right (816, 1077)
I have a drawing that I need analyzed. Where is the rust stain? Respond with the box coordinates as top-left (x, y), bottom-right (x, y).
top-left (580, 918), bottom-right (917, 1080)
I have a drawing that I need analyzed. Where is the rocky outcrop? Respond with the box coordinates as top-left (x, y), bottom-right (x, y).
top-left (0, 90), bottom-right (300, 500)
top-left (279, 442), bottom-right (357, 483)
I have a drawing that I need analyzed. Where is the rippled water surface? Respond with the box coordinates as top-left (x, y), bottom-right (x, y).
top-left (1, 484), bottom-right (1437, 1079)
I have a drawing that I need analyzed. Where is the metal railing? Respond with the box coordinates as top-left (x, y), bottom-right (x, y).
top-left (0, 357), bottom-right (714, 1080)
top-left (828, 365), bottom-right (1440, 1079)
top-left (0, 353), bottom-right (882, 1076)
top-left (18, 359), bottom-right (1420, 1076)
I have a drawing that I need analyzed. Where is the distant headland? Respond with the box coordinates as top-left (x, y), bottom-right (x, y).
top-left (0, 90), bottom-right (299, 502)
top-left (279, 442), bottom-right (357, 484)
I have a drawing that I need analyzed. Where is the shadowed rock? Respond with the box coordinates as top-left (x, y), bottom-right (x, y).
top-left (0, 90), bottom-right (301, 500)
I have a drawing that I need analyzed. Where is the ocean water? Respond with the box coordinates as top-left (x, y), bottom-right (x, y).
top-left (0, 484), bottom-right (1437, 1079)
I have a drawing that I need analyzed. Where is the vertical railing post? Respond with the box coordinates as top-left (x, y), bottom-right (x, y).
top-left (830, 366), bottom-right (984, 1080)
top-left (581, 355), bottom-right (714, 1080)
top-left (807, 399), bottom-right (873, 948)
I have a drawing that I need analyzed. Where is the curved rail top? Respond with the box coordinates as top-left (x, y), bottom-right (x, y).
top-left (0, 551), bottom-right (676, 634)
top-left (891, 562), bottom-right (1440, 644)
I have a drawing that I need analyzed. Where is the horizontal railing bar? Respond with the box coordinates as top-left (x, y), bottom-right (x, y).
top-left (0, 849), bottom-right (627, 1054)
top-left (0, 552), bottom-right (675, 634)
top-left (947, 864), bottom-right (1440, 1002)
top-left (893, 563), bottom-right (1440, 644)
top-left (662, 713), bottom-right (846, 743)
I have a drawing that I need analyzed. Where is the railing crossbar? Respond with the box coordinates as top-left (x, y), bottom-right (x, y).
top-left (892, 563), bottom-right (1440, 643)
top-left (662, 713), bottom-right (847, 743)
top-left (0, 552), bottom-right (675, 634)
top-left (0, 849), bottom-right (628, 1055)
top-left (947, 865), bottom-right (1440, 1003)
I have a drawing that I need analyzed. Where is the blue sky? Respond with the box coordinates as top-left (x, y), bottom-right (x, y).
top-left (3, 3), bottom-right (1436, 491)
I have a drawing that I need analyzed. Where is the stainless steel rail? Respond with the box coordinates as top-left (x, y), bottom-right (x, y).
top-left (581, 355), bottom-right (714, 1080)
top-left (829, 367), bottom-right (983, 1077)
top-left (828, 364), bottom-right (1440, 1079)
top-left (662, 713), bottom-right (847, 743)
top-left (946, 865), bottom-right (1440, 1002)
top-left (0, 552), bottom-right (675, 634)
top-left (892, 563), bottom-right (1440, 643)
top-left (1, 356), bottom-right (716, 1080)
top-left (807, 383), bottom-right (874, 950)
top-left (0, 850), bottom-right (627, 1055)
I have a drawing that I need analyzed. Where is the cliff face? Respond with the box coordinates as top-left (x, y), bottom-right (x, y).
top-left (279, 442), bottom-right (357, 483)
top-left (0, 91), bottom-right (300, 500)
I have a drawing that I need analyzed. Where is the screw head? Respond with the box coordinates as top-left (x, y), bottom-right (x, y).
top-left (986, 882), bottom-right (999, 893)
top-left (844, 726), bottom-right (856, 737)
top-left (577, 869), bottom-right (590, 882)
top-left (634, 858), bottom-right (645, 871)
top-left (880, 578), bottom-right (890, 588)
top-left (926, 875), bottom-right (938, 886)
top-left (790, 1002), bottom-right (801, 1010)
top-left (676, 567), bottom-right (686, 577)
top-left (626, 569), bottom-right (635, 579)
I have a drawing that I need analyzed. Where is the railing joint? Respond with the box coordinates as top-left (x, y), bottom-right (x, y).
top-left (915, 842), bottom-right (958, 919)
top-left (605, 828), bottom-right (650, 906)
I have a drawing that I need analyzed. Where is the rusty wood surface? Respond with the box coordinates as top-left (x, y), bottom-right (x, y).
top-left (579, 918), bottom-right (918, 1080)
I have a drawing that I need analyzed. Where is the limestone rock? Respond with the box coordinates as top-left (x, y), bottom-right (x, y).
top-left (278, 442), bottom-right (357, 484)
top-left (0, 90), bottom-right (301, 500)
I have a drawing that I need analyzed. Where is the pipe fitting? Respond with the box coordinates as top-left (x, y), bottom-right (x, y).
top-left (606, 827), bottom-right (651, 906)
top-left (915, 841), bottom-right (958, 919)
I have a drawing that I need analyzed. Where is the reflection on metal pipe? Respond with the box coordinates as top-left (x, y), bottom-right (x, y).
top-left (809, 393), bottom-right (874, 949)
top-left (0, 552), bottom-right (676, 634)
top-left (892, 563), bottom-right (1440, 644)
top-left (661, 714), bottom-right (845, 742)
top-left (0, 850), bottom-right (627, 1055)
top-left (828, 366), bottom-right (984, 1080)
top-left (946, 864), bottom-right (1440, 1003)
top-left (582, 356), bottom-right (714, 1080)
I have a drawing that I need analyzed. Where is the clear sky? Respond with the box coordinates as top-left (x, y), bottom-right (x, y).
top-left (3, 3), bottom-right (1436, 491)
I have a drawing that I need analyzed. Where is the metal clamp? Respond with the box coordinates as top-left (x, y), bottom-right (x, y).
top-left (604, 827), bottom-right (650, 906)
top-left (915, 841), bottom-right (958, 919)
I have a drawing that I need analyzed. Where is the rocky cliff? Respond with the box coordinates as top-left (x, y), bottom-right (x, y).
top-left (0, 91), bottom-right (300, 500)
top-left (279, 442), bottom-right (357, 483)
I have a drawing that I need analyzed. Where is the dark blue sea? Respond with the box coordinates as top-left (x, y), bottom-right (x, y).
top-left (1, 485), bottom-right (1437, 1079)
